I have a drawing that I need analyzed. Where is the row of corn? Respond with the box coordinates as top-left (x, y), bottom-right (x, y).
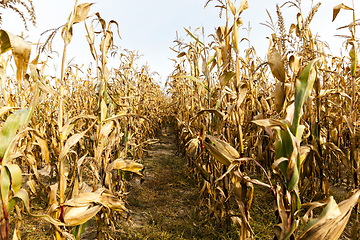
top-left (169, 0), bottom-right (360, 239)
top-left (0, 1), bottom-right (170, 239)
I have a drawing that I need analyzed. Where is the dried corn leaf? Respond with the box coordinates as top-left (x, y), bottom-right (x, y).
top-left (228, 0), bottom-right (236, 15)
top-left (59, 121), bottom-right (95, 161)
top-left (235, 0), bottom-right (249, 18)
top-left (0, 30), bottom-right (31, 85)
top-left (72, 3), bottom-right (94, 24)
top-left (64, 205), bottom-right (101, 226)
top-left (62, 3), bottom-right (94, 44)
top-left (252, 118), bottom-right (288, 130)
top-left (274, 82), bottom-right (286, 113)
top-left (267, 38), bottom-right (286, 82)
top-left (289, 55), bottom-right (301, 75)
top-left (299, 190), bottom-right (360, 240)
top-left (34, 135), bottom-right (50, 165)
top-left (332, 3), bottom-right (353, 22)
top-left (64, 189), bottom-right (126, 212)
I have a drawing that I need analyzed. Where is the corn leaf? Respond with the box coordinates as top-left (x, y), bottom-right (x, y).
top-left (183, 28), bottom-right (204, 45)
top-left (299, 190), bottom-right (360, 240)
top-left (292, 58), bottom-right (319, 136)
top-left (0, 30), bottom-right (31, 85)
top-left (332, 3), bottom-right (353, 22)
top-left (267, 38), bottom-right (286, 82)
top-left (62, 3), bottom-right (94, 44)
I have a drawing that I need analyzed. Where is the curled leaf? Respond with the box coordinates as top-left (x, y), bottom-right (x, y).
top-left (62, 3), bottom-right (94, 44)
top-left (332, 3), bottom-right (353, 22)
top-left (289, 55), bottom-right (302, 75)
top-left (0, 30), bottom-right (31, 85)
top-left (299, 191), bottom-right (360, 240)
top-left (273, 82), bottom-right (286, 113)
top-left (267, 37), bottom-right (286, 82)
top-left (228, 0), bottom-right (236, 15)
top-left (235, 0), bottom-right (249, 18)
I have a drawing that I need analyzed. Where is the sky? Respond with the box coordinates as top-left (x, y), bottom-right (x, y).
top-left (0, 0), bottom-right (356, 85)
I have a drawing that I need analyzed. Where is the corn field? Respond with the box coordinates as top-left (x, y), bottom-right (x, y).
top-left (0, 0), bottom-right (360, 239)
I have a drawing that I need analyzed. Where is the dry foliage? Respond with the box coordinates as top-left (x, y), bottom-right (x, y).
top-left (1, 0), bottom-right (360, 239)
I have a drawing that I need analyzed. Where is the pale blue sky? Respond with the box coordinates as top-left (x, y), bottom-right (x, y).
top-left (1, 0), bottom-right (355, 85)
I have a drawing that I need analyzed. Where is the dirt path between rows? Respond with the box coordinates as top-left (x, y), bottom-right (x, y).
top-left (107, 125), bottom-right (236, 240)
top-left (118, 125), bottom-right (200, 239)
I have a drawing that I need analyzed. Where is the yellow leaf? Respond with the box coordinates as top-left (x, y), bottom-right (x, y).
top-left (289, 55), bottom-right (302, 75)
top-left (34, 135), bottom-right (50, 165)
top-left (228, 0), bottom-right (236, 15)
top-left (273, 82), bottom-right (286, 113)
top-left (62, 3), bottom-right (94, 44)
top-left (0, 30), bottom-right (31, 86)
top-left (348, 39), bottom-right (358, 76)
top-left (235, 0), bottom-right (249, 18)
top-left (299, 191), bottom-right (360, 239)
top-left (332, 3), bottom-right (353, 22)
top-left (72, 3), bottom-right (94, 24)
top-left (64, 205), bottom-right (101, 226)
top-left (267, 38), bottom-right (286, 82)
